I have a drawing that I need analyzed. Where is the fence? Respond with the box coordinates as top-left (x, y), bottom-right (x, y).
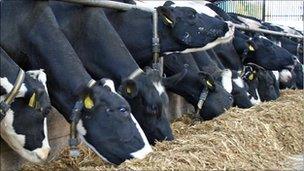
top-left (217, 0), bottom-right (303, 31)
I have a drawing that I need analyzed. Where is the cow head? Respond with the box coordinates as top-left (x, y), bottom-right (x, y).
top-left (0, 70), bottom-right (51, 163)
top-left (224, 70), bottom-right (253, 108)
top-left (157, 1), bottom-right (229, 52)
top-left (242, 35), bottom-right (296, 70)
top-left (279, 62), bottom-right (303, 89)
top-left (119, 68), bottom-right (174, 144)
top-left (76, 79), bottom-right (152, 164)
top-left (242, 64), bottom-right (279, 102)
top-left (163, 56), bottom-right (233, 120)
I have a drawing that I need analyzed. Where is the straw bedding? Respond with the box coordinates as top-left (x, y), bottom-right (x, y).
top-left (22, 90), bottom-right (304, 170)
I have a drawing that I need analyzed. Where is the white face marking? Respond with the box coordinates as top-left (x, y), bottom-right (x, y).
top-left (77, 113), bottom-right (152, 163)
top-left (26, 69), bottom-right (48, 94)
top-left (272, 71), bottom-right (280, 81)
top-left (279, 69), bottom-right (292, 83)
top-left (33, 118), bottom-right (50, 160)
top-left (77, 120), bottom-right (111, 163)
top-left (102, 79), bottom-right (116, 93)
top-left (0, 109), bottom-right (49, 163)
top-left (221, 69), bottom-right (233, 93)
top-left (0, 77), bottom-right (28, 101)
top-left (153, 81), bottom-right (165, 95)
top-left (248, 89), bottom-right (261, 105)
top-left (233, 76), bottom-right (245, 88)
top-left (129, 113), bottom-right (153, 159)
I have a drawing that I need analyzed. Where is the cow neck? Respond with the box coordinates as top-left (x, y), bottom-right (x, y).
top-left (19, 3), bottom-right (93, 120)
top-left (55, 7), bottom-right (142, 83)
top-left (106, 8), bottom-right (182, 67)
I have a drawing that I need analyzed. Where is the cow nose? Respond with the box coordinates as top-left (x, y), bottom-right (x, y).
top-left (43, 106), bottom-right (52, 116)
top-left (34, 147), bottom-right (50, 161)
top-left (151, 104), bottom-right (158, 114)
top-left (229, 95), bottom-right (233, 101)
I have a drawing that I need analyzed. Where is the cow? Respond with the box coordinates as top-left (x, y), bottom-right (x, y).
top-left (105, 0), bottom-right (232, 67)
top-left (191, 50), bottom-right (254, 108)
top-left (241, 64), bottom-right (280, 102)
top-left (205, 3), bottom-right (297, 71)
top-left (227, 13), bottom-right (303, 89)
top-left (229, 13), bottom-right (303, 63)
top-left (163, 52), bottom-right (233, 120)
top-left (1, 47), bottom-right (51, 163)
top-left (1, 0), bottom-right (152, 164)
top-left (49, 1), bottom-right (176, 144)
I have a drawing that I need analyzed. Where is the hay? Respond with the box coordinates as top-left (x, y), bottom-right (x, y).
top-left (22, 90), bottom-right (304, 170)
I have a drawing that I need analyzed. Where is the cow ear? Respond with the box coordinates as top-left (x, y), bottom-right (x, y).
top-left (246, 40), bottom-right (257, 51)
top-left (119, 79), bottom-right (138, 98)
top-left (157, 6), bottom-right (176, 27)
top-left (198, 72), bottom-right (216, 91)
top-left (163, 1), bottom-right (175, 7)
top-left (83, 95), bottom-right (94, 109)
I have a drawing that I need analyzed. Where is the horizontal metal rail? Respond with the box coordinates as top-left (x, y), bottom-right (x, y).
top-left (59, 0), bottom-right (153, 12)
top-left (233, 23), bottom-right (303, 39)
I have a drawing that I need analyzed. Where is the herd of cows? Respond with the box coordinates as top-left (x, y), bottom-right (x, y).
top-left (0, 0), bottom-right (303, 166)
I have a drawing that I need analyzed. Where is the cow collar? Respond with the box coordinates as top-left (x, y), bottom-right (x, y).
top-left (69, 79), bottom-right (96, 157)
top-left (196, 86), bottom-right (209, 116)
top-left (0, 69), bottom-right (25, 121)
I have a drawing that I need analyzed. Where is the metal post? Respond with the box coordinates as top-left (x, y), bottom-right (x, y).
top-left (262, 0), bottom-right (266, 21)
top-left (233, 23), bottom-right (304, 39)
top-left (60, 0), bottom-right (153, 12)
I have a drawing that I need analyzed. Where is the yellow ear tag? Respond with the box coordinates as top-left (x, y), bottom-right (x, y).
top-left (84, 96), bottom-right (94, 109)
top-left (28, 93), bottom-right (36, 108)
top-left (126, 87), bottom-right (132, 94)
top-left (248, 45), bottom-right (255, 51)
top-left (206, 80), bottom-right (213, 87)
top-left (164, 16), bottom-right (173, 25)
top-left (248, 73), bottom-right (254, 81)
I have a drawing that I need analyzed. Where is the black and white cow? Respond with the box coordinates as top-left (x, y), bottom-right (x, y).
top-left (1, 0), bottom-right (152, 164)
top-left (105, 0), bottom-right (232, 67)
top-left (241, 64), bottom-right (280, 102)
top-left (205, 3), bottom-right (297, 71)
top-left (229, 13), bottom-right (303, 62)
top-left (163, 52), bottom-right (233, 120)
top-left (50, 1), bottom-right (175, 144)
top-left (191, 50), bottom-right (255, 108)
top-left (1, 47), bottom-right (51, 163)
top-left (227, 13), bottom-right (303, 89)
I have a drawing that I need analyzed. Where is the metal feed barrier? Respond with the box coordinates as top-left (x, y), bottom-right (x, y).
top-left (59, 0), bottom-right (303, 39)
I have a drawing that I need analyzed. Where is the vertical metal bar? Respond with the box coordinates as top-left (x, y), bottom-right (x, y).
top-left (262, 0), bottom-right (266, 21)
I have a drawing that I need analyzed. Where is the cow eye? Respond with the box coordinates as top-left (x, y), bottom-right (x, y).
top-left (119, 107), bottom-right (128, 113)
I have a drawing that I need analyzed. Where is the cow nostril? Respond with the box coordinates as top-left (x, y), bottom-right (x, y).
top-left (229, 96), bottom-right (233, 101)
top-left (151, 105), bottom-right (158, 112)
top-left (43, 107), bottom-right (52, 116)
